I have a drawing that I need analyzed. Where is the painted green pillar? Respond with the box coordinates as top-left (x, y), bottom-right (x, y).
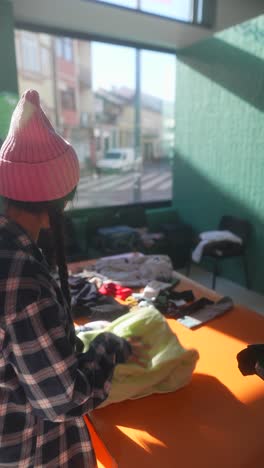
top-left (0, 0), bottom-right (18, 95)
top-left (0, 0), bottom-right (18, 212)
top-left (0, 0), bottom-right (18, 142)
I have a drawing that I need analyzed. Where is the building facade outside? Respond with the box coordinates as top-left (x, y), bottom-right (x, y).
top-left (15, 30), bottom-right (174, 175)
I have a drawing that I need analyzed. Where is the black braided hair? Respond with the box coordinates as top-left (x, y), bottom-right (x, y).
top-left (2, 188), bottom-right (76, 307)
top-left (48, 206), bottom-right (71, 306)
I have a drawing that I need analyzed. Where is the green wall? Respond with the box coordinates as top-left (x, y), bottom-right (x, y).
top-left (0, 0), bottom-right (18, 142)
top-left (174, 15), bottom-right (264, 293)
top-left (0, 0), bottom-right (18, 214)
top-left (0, 0), bottom-right (18, 96)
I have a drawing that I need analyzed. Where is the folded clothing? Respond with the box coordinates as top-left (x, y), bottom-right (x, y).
top-left (69, 276), bottom-right (99, 307)
top-left (69, 275), bottom-right (128, 321)
top-left (176, 296), bottom-right (233, 329)
top-left (142, 279), bottom-right (179, 300)
top-left (99, 283), bottom-right (133, 300)
top-left (94, 254), bottom-right (174, 287)
top-left (192, 230), bottom-right (243, 263)
top-left (154, 289), bottom-right (195, 313)
top-left (77, 306), bottom-right (199, 407)
top-left (73, 270), bottom-right (111, 289)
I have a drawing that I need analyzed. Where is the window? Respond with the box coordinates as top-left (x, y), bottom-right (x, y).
top-left (92, 0), bottom-right (215, 25)
top-left (64, 39), bottom-right (73, 61)
top-left (41, 47), bottom-right (51, 75)
top-left (140, 49), bottom-right (175, 201)
top-left (95, 135), bottom-right (101, 151)
top-left (96, 0), bottom-right (137, 7)
top-left (94, 0), bottom-right (194, 22)
top-left (60, 88), bottom-right (76, 110)
top-left (56, 38), bottom-right (73, 61)
top-left (21, 35), bottom-right (40, 73)
top-left (141, 0), bottom-right (193, 21)
top-left (56, 38), bottom-right (63, 57)
top-left (16, 30), bottom-right (176, 208)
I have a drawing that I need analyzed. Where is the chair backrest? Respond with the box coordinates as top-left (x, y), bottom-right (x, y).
top-left (64, 215), bottom-right (83, 255)
top-left (219, 216), bottom-right (252, 245)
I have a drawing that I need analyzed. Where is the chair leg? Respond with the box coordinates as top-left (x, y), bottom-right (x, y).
top-left (242, 254), bottom-right (250, 289)
top-left (212, 260), bottom-right (219, 290)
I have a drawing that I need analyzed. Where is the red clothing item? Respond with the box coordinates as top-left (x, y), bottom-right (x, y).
top-left (99, 283), bottom-right (133, 301)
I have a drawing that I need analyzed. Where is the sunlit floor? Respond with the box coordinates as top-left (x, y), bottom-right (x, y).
top-left (180, 264), bottom-right (264, 317)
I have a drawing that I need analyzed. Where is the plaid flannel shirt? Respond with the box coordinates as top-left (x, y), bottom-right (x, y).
top-left (0, 216), bottom-right (131, 468)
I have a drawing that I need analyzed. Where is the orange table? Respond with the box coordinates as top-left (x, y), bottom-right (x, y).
top-left (70, 262), bottom-right (264, 468)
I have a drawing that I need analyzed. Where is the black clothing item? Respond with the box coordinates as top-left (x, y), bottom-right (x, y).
top-left (166, 296), bottom-right (233, 328)
top-left (154, 289), bottom-right (195, 313)
top-left (69, 276), bottom-right (99, 307)
top-left (69, 276), bottom-right (129, 321)
top-left (237, 344), bottom-right (264, 379)
top-left (167, 297), bottom-right (214, 318)
top-left (169, 289), bottom-right (195, 302)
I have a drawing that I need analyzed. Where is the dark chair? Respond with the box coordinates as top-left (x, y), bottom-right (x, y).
top-left (187, 216), bottom-right (252, 290)
top-left (63, 216), bottom-right (87, 262)
top-left (160, 222), bottom-right (194, 269)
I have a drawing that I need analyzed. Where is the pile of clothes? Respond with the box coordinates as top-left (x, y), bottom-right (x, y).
top-left (70, 253), bottom-right (236, 406)
top-left (76, 306), bottom-right (199, 407)
top-left (93, 253), bottom-right (174, 287)
top-left (69, 254), bottom-right (176, 321)
top-left (69, 275), bottom-right (130, 321)
top-left (69, 252), bottom-right (233, 328)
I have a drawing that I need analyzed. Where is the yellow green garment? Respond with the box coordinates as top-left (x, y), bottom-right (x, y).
top-left (77, 306), bottom-right (199, 407)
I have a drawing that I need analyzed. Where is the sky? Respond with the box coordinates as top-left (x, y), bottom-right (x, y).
top-left (91, 43), bottom-right (176, 102)
top-left (90, 0), bottom-right (193, 102)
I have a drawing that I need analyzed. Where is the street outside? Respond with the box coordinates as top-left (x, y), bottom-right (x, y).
top-left (74, 161), bottom-right (173, 208)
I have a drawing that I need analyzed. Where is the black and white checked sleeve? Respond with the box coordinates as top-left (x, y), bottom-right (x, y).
top-left (3, 277), bottom-right (131, 422)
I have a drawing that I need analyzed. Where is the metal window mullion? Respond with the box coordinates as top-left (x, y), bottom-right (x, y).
top-left (133, 46), bottom-right (141, 202)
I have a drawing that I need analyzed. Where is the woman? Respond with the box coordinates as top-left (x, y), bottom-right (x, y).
top-left (0, 89), bottom-right (145, 467)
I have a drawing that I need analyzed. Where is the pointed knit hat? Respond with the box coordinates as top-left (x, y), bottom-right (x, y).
top-left (0, 89), bottom-right (80, 202)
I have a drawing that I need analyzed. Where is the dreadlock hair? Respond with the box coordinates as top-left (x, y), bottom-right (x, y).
top-left (2, 188), bottom-right (76, 307)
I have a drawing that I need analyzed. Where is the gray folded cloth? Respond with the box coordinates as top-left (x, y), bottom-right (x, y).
top-left (178, 296), bottom-right (233, 329)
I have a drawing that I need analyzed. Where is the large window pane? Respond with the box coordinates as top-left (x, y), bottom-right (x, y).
top-left (140, 49), bottom-right (175, 202)
top-left (15, 31), bottom-right (55, 123)
top-left (141, 0), bottom-right (193, 21)
top-left (15, 30), bottom-right (175, 208)
top-left (88, 42), bottom-right (136, 207)
top-left (96, 0), bottom-right (137, 7)
top-left (94, 0), bottom-right (194, 21)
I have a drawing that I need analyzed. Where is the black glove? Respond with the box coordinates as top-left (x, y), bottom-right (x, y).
top-left (237, 344), bottom-right (264, 378)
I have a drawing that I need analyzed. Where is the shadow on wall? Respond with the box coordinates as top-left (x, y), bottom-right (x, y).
top-left (178, 36), bottom-right (264, 112)
top-left (172, 152), bottom-right (264, 294)
top-left (173, 21), bottom-right (264, 294)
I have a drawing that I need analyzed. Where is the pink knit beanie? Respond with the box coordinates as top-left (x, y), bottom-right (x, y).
top-left (0, 89), bottom-right (80, 202)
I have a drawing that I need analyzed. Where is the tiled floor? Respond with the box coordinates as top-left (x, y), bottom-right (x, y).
top-left (180, 264), bottom-right (264, 317)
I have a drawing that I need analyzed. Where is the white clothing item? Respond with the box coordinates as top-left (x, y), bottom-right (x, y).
top-left (75, 321), bottom-right (110, 334)
top-left (142, 280), bottom-right (172, 300)
top-left (192, 230), bottom-right (243, 263)
top-left (94, 254), bottom-right (173, 287)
